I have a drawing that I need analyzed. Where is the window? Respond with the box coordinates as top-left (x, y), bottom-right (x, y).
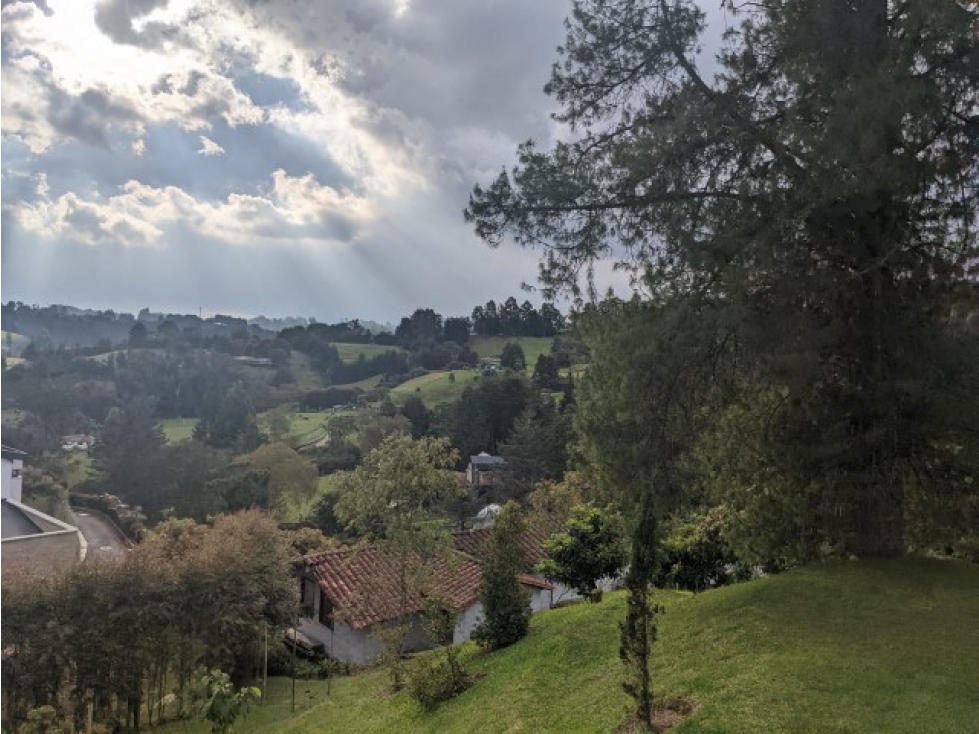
top-left (318, 591), bottom-right (334, 630)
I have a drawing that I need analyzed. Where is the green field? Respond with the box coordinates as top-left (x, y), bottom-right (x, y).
top-left (158, 418), bottom-right (198, 443)
top-left (390, 370), bottom-right (480, 407)
top-left (154, 558), bottom-right (979, 734)
top-left (470, 336), bottom-right (553, 373)
top-left (332, 342), bottom-right (405, 363)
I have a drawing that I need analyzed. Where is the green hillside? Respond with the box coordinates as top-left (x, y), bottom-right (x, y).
top-left (332, 342), bottom-right (405, 363)
top-left (470, 336), bottom-right (553, 372)
top-left (390, 370), bottom-right (480, 407)
top-left (156, 558), bottom-right (979, 733)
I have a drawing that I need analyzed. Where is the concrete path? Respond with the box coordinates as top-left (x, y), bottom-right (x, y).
top-left (71, 508), bottom-right (129, 561)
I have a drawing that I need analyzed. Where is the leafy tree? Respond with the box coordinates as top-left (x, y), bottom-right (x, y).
top-left (358, 414), bottom-right (412, 455)
top-left (91, 401), bottom-right (169, 514)
top-left (264, 407), bottom-right (292, 443)
top-left (229, 443), bottom-right (318, 515)
top-left (656, 509), bottom-right (751, 593)
top-left (538, 504), bottom-right (626, 602)
top-left (499, 342), bottom-right (526, 372)
top-left (399, 395), bottom-right (432, 438)
top-left (532, 353), bottom-right (560, 390)
top-left (526, 472), bottom-right (588, 537)
top-left (472, 502), bottom-right (532, 649)
top-left (128, 321), bottom-right (148, 348)
top-left (443, 317), bottom-right (471, 345)
top-left (443, 373), bottom-right (534, 458)
top-left (333, 434), bottom-right (463, 688)
top-left (497, 395), bottom-right (572, 501)
top-left (193, 668), bottom-right (260, 734)
top-left (160, 442), bottom-right (227, 521)
top-left (465, 0), bottom-right (979, 562)
top-left (194, 383), bottom-right (264, 452)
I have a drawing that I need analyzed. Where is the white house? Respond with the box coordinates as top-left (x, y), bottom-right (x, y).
top-left (298, 542), bottom-right (560, 665)
top-left (2, 444), bottom-right (26, 503)
top-left (297, 524), bottom-right (614, 666)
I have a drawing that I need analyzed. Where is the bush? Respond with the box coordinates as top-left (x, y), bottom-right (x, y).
top-left (407, 654), bottom-right (471, 712)
top-left (656, 509), bottom-right (753, 592)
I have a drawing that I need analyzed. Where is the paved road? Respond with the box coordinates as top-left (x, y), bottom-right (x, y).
top-left (71, 509), bottom-right (129, 561)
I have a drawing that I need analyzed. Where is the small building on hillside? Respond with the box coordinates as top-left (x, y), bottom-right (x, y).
top-left (466, 452), bottom-right (505, 491)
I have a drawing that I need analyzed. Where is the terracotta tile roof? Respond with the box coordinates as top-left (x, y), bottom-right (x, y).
top-left (305, 546), bottom-right (483, 629)
top-left (305, 535), bottom-right (556, 629)
top-left (452, 527), bottom-right (551, 570)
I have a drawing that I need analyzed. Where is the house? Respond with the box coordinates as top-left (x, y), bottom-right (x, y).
top-left (2, 444), bottom-right (25, 502)
top-left (2, 445), bottom-right (87, 571)
top-left (466, 452), bottom-right (505, 491)
top-left (298, 542), bottom-right (555, 665)
top-left (452, 525), bottom-right (620, 606)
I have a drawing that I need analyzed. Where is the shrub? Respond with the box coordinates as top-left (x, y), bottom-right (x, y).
top-left (407, 654), bottom-right (471, 712)
top-left (656, 509), bottom-right (753, 592)
top-left (537, 504), bottom-right (626, 602)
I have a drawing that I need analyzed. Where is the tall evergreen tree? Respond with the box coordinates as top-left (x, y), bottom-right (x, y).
top-left (472, 502), bottom-right (532, 650)
top-left (466, 0), bottom-right (979, 558)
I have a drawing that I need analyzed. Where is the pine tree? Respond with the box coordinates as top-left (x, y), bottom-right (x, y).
top-left (472, 502), bottom-right (532, 649)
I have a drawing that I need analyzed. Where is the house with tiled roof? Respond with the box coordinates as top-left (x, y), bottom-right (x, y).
top-left (298, 535), bottom-right (558, 665)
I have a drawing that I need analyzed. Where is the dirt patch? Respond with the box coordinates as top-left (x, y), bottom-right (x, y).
top-left (614, 696), bottom-right (699, 733)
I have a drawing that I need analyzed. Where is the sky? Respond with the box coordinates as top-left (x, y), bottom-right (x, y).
top-left (1, 0), bottom-right (728, 323)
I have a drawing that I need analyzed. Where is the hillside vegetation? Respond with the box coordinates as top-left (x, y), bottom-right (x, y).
top-left (156, 558), bottom-right (979, 734)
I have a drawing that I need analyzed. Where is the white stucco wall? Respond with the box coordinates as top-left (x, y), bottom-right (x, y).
top-left (299, 617), bottom-right (384, 666)
top-left (2, 457), bottom-right (24, 502)
top-left (453, 602), bottom-right (483, 644)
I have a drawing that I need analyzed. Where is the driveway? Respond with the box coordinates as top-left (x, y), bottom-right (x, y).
top-left (71, 508), bottom-right (129, 561)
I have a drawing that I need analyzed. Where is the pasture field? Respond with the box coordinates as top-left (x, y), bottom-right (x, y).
top-left (390, 370), bottom-right (480, 407)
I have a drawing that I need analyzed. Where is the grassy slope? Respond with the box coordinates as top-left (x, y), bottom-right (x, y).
top-left (470, 336), bottom-right (553, 373)
top-left (159, 418), bottom-right (198, 443)
top-left (390, 370), bottom-right (480, 407)
top-left (332, 342), bottom-right (406, 363)
top-left (156, 558), bottom-right (979, 734)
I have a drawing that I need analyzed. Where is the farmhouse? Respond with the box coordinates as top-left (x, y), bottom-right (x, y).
top-left (298, 543), bottom-right (558, 665)
top-left (297, 523), bottom-right (611, 665)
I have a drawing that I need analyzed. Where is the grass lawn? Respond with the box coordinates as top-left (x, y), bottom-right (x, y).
top-left (331, 342), bottom-right (405, 363)
top-left (158, 418), bottom-right (198, 443)
top-left (470, 336), bottom-right (553, 373)
top-left (389, 370), bottom-right (480, 407)
top-left (153, 558), bottom-right (979, 734)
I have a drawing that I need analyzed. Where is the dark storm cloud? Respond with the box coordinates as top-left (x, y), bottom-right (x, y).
top-left (47, 85), bottom-right (143, 148)
top-left (93, 0), bottom-right (178, 49)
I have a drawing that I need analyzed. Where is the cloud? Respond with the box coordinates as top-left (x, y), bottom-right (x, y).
top-left (93, 0), bottom-right (177, 49)
top-left (10, 170), bottom-right (371, 248)
top-left (197, 135), bottom-right (225, 156)
top-left (1, 0), bottom-right (663, 320)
